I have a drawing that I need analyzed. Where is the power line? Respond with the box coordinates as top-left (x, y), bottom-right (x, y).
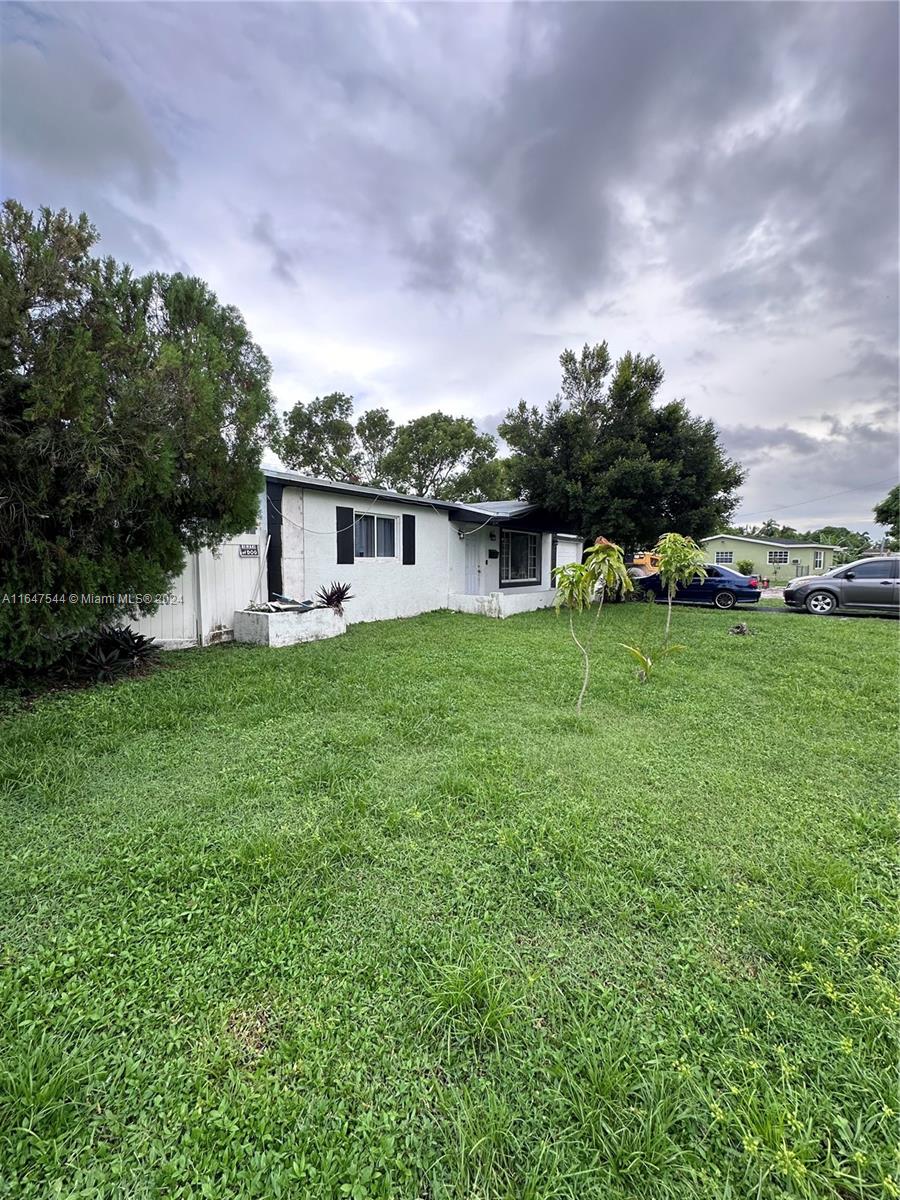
top-left (737, 476), bottom-right (896, 521)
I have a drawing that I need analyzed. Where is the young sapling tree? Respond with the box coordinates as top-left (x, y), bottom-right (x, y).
top-left (553, 537), bottom-right (630, 713)
top-left (654, 533), bottom-right (707, 646)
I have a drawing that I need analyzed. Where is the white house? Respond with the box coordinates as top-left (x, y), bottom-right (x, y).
top-left (136, 469), bottom-right (583, 648)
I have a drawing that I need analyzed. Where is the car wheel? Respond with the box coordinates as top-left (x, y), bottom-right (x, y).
top-left (714, 591), bottom-right (736, 610)
top-left (806, 590), bottom-right (837, 616)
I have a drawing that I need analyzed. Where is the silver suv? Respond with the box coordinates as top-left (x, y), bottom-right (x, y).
top-left (783, 556), bottom-right (899, 616)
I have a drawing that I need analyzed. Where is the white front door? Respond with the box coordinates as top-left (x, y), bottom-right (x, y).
top-left (465, 536), bottom-right (482, 594)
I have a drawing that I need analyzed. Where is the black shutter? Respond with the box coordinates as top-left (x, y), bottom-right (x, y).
top-left (402, 514), bottom-right (416, 565)
top-left (336, 506), bottom-right (355, 564)
top-left (265, 481), bottom-right (284, 599)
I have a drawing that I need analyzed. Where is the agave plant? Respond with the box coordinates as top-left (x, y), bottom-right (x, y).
top-left (315, 581), bottom-right (354, 616)
top-left (67, 625), bottom-right (158, 683)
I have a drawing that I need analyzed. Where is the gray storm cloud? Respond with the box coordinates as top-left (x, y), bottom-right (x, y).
top-left (2, 1), bottom-right (896, 531)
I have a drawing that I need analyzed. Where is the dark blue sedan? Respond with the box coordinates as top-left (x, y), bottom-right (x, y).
top-left (636, 563), bottom-right (762, 610)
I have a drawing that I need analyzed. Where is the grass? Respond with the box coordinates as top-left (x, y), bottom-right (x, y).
top-left (0, 604), bottom-right (896, 1199)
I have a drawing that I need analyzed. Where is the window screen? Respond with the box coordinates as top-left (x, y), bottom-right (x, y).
top-left (500, 531), bottom-right (539, 582)
top-left (355, 513), bottom-right (396, 558)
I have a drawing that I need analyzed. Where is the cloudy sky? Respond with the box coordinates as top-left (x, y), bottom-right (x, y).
top-left (3, 1), bottom-right (897, 531)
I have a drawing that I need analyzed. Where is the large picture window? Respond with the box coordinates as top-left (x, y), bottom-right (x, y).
top-left (500, 530), bottom-right (539, 584)
top-left (767, 549), bottom-right (789, 564)
top-left (355, 514), bottom-right (396, 558)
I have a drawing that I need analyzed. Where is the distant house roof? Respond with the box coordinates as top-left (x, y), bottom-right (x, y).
top-left (702, 533), bottom-right (841, 550)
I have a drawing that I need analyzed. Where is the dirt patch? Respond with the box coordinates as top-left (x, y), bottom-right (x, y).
top-left (225, 1005), bottom-right (279, 1066)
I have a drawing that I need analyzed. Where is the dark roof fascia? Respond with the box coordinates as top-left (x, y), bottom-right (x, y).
top-left (262, 468), bottom-right (458, 512)
top-left (447, 505), bottom-right (578, 534)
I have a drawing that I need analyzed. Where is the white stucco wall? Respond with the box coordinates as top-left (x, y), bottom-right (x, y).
top-left (450, 525), bottom-right (563, 596)
top-left (282, 486), bottom-right (452, 625)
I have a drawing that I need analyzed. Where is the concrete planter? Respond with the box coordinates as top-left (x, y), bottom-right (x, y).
top-left (233, 607), bottom-right (346, 647)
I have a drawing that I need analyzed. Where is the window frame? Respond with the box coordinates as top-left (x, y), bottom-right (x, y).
top-left (499, 529), bottom-right (541, 587)
top-left (714, 550), bottom-right (734, 564)
top-left (813, 550), bottom-right (824, 570)
top-left (353, 512), bottom-right (398, 560)
top-left (844, 559), bottom-right (893, 580)
top-left (767, 549), bottom-right (790, 564)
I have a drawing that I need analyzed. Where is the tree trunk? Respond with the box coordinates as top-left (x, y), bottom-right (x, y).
top-left (665, 591), bottom-right (673, 646)
top-left (587, 584), bottom-right (605, 653)
top-left (570, 608), bottom-right (590, 714)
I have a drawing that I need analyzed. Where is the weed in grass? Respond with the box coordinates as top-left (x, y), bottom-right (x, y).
top-left (421, 944), bottom-right (521, 1052)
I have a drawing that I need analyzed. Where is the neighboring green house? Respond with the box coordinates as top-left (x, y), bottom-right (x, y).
top-left (700, 534), bottom-right (841, 582)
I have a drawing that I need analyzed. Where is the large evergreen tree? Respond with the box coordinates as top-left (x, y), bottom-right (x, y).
top-left (499, 343), bottom-right (744, 547)
top-left (0, 201), bottom-right (275, 670)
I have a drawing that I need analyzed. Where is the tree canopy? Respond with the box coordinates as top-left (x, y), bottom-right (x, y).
top-left (726, 521), bottom-right (878, 563)
top-left (874, 485), bottom-right (899, 546)
top-left (275, 392), bottom-right (358, 481)
top-left (380, 412), bottom-right (497, 499)
top-left (0, 200), bottom-right (275, 670)
top-left (499, 342), bottom-right (744, 547)
top-left (275, 397), bottom-right (510, 502)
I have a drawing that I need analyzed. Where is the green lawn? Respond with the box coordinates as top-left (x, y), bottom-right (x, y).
top-left (1, 605), bottom-right (896, 1199)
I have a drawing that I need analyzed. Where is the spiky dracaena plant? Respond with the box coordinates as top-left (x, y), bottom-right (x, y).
top-left (653, 532), bottom-right (707, 646)
top-left (553, 538), bottom-right (631, 713)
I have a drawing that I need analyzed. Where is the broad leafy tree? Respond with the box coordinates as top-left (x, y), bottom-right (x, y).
top-left (381, 412), bottom-right (498, 499)
top-left (874, 485), bottom-right (899, 546)
top-left (354, 407), bottom-right (396, 486)
top-left (277, 399), bottom-right (507, 501)
top-left (0, 200), bottom-right (275, 670)
top-left (450, 457), bottom-right (514, 504)
top-left (275, 392), bottom-right (358, 480)
top-left (500, 342), bottom-right (744, 548)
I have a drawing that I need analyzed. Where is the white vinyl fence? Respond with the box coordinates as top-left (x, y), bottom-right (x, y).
top-left (133, 529), bottom-right (267, 649)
